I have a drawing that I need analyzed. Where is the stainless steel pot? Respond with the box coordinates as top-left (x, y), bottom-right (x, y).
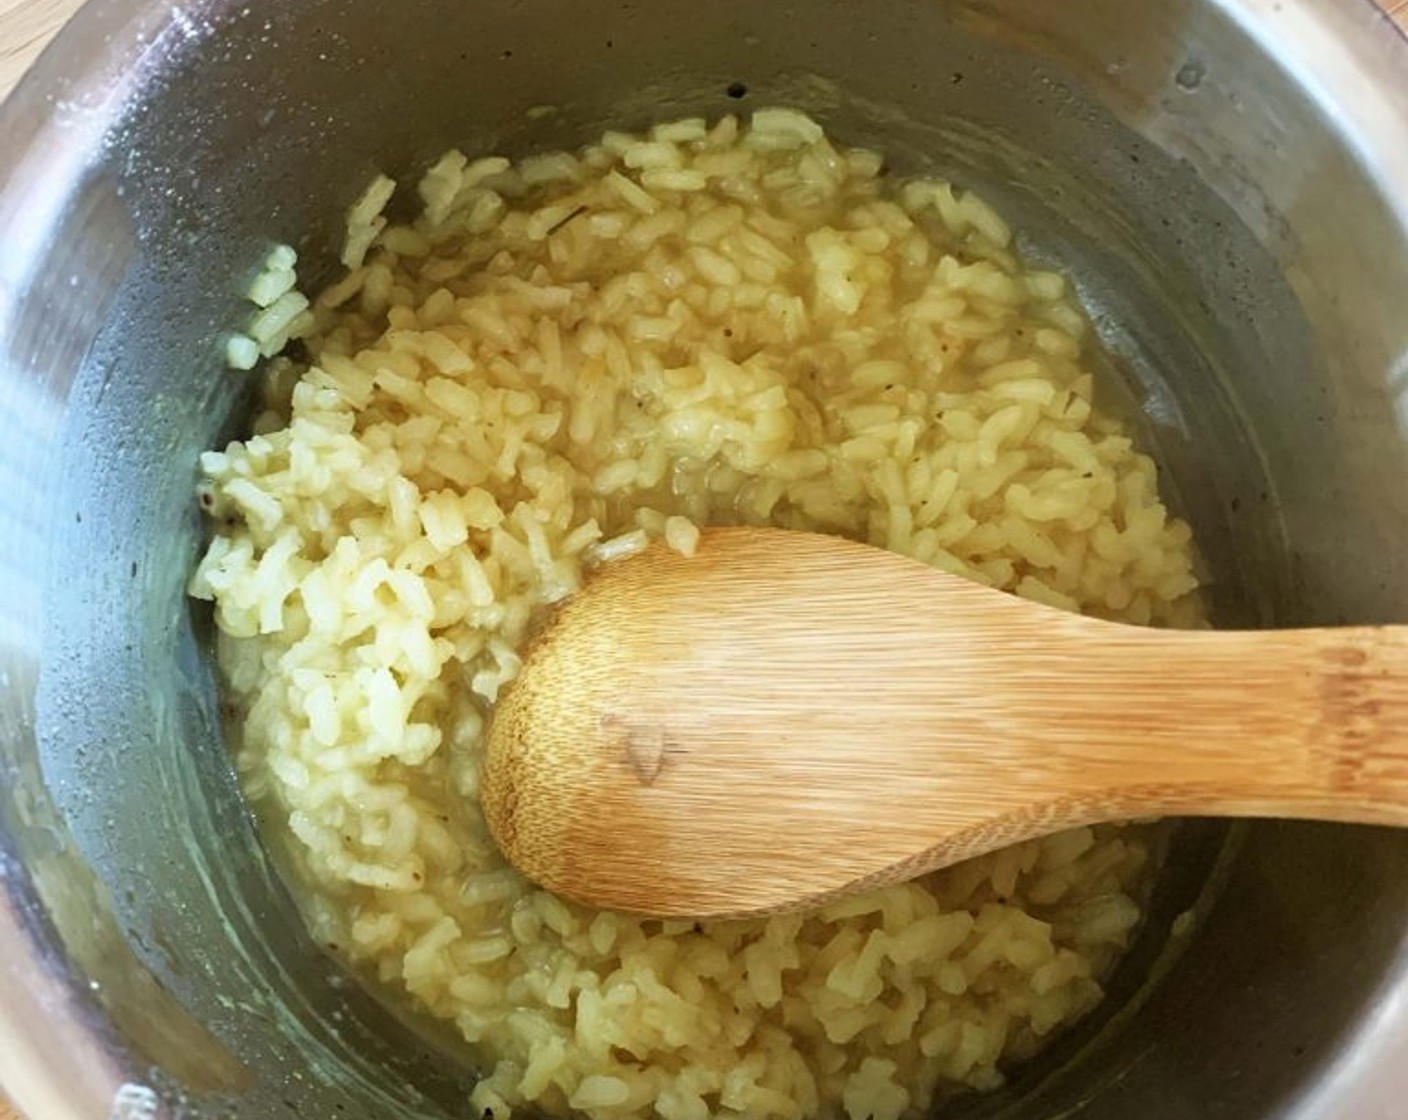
top-left (4, 1), bottom-right (1408, 1117)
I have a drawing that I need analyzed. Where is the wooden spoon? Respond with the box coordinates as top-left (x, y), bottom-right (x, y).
top-left (481, 527), bottom-right (1408, 919)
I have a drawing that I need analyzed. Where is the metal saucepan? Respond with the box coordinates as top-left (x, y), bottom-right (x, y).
top-left (2, 1), bottom-right (1408, 1117)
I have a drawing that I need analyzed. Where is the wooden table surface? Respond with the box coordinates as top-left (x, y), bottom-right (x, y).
top-left (0, 0), bottom-right (1406, 1118)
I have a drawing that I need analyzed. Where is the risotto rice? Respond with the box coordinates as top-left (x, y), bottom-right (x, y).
top-left (191, 109), bottom-right (1201, 1120)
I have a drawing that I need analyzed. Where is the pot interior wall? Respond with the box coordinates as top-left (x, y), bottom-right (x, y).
top-left (5, 0), bottom-right (1408, 1118)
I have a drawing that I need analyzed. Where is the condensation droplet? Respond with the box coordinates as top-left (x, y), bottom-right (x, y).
top-left (1175, 60), bottom-right (1205, 91)
top-left (109, 1084), bottom-right (159, 1120)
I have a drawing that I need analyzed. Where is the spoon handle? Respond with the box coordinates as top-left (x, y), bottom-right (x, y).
top-left (1072, 622), bottom-right (1408, 827)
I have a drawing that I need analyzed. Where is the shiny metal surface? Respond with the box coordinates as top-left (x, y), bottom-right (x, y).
top-left (2, 1), bottom-right (1408, 1118)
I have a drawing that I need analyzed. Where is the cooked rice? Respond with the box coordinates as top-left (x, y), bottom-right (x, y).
top-left (191, 109), bottom-right (1202, 1120)
top-left (227, 244), bottom-right (316, 368)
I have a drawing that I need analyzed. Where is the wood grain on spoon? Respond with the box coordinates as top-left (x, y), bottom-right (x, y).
top-left (482, 527), bottom-right (1408, 919)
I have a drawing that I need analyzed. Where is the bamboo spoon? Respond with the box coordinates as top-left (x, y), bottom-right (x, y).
top-left (481, 527), bottom-right (1408, 919)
